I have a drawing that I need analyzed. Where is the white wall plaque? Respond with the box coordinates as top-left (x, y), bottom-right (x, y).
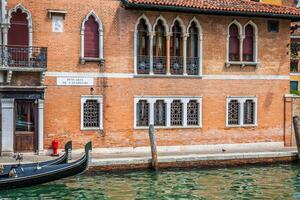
top-left (57, 77), bottom-right (94, 86)
top-left (52, 15), bottom-right (64, 32)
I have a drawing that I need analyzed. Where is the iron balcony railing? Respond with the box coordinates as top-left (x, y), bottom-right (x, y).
top-left (153, 56), bottom-right (167, 74)
top-left (137, 55), bottom-right (150, 74)
top-left (187, 57), bottom-right (199, 75)
top-left (0, 45), bottom-right (47, 68)
top-left (170, 56), bottom-right (183, 75)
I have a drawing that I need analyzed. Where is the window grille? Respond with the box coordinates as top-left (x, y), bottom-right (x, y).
top-left (154, 100), bottom-right (166, 126)
top-left (136, 100), bottom-right (149, 126)
top-left (244, 100), bottom-right (255, 124)
top-left (228, 100), bottom-right (240, 125)
top-left (187, 100), bottom-right (199, 126)
top-left (83, 100), bottom-right (100, 128)
top-left (171, 100), bottom-right (183, 126)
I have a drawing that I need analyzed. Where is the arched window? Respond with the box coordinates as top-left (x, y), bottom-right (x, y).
top-left (80, 11), bottom-right (103, 64)
top-left (137, 19), bottom-right (150, 74)
top-left (8, 8), bottom-right (29, 46)
top-left (153, 20), bottom-right (167, 74)
top-left (170, 21), bottom-right (183, 75)
top-left (229, 24), bottom-right (240, 61)
top-left (187, 21), bottom-right (199, 75)
top-left (84, 16), bottom-right (99, 58)
top-left (243, 24), bottom-right (255, 62)
top-left (7, 5), bottom-right (33, 68)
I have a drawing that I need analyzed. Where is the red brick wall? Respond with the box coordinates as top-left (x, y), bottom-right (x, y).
top-left (6, 0), bottom-right (291, 149)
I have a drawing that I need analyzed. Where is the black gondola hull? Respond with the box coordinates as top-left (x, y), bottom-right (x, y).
top-left (0, 141), bottom-right (91, 190)
top-left (0, 141), bottom-right (72, 175)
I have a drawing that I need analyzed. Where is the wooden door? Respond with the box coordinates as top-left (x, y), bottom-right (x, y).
top-left (14, 101), bottom-right (37, 152)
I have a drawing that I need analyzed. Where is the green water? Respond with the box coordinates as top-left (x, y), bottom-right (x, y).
top-left (1, 164), bottom-right (300, 199)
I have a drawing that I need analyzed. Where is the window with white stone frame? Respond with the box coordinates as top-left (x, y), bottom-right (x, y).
top-left (134, 97), bottom-right (202, 129)
top-left (136, 100), bottom-right (149, 127)
top-left (226, 97), bottom-right (257, 127)
top-left (81, 95), bottom-right (103, 130)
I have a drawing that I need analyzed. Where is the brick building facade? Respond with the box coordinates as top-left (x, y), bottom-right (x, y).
top-left (0, 0), bottom-right (299, 154)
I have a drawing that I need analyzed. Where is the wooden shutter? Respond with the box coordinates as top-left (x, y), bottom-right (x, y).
top-left (8, 9), bottom-right (29, 46)
top-left (229, 24), bottom-right (240, 61)
top-left (243, 25), bottom-right (254, 62)
top-left (84, 16), bottom-right (99, 58)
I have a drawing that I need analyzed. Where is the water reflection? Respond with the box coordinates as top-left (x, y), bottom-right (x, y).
top-left (1, 164), bottom-right (300, 199)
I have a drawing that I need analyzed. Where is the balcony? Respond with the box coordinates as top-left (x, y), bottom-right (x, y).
top-left (187, 57), bottom-right (199, 75)
top-left (0, 45), bottom-right (47, 70)
top-left (137, 55), bottom-right (150, 74)
top-left (170, 56), bottom-right (183, 75)
top-left (153, 56), bottom-right (167, 74)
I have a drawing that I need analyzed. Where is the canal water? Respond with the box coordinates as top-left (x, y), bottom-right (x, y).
top-left (1, 164), bottom-right (300, 199)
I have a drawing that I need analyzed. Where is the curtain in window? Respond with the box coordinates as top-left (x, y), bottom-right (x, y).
top-left (154, 100), bottom-right (166, 126)
top-left (171, 21), bottom-right (183, 57)
top-left (229, 24), bottom-right (240, 61)
top-left (243, 25), bottom-right (254, 62)
top-left (136, 100), bottom-right (149, 126)
top-left (243, 100), bottom-right (255, 124)
top-left (84, 16), bottom-right (99, 58)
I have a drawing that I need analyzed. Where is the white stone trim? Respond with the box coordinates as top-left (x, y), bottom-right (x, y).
top-left (226, 20), bottom-right (259, 65)
top-left (244, 20), bottom-right (258, 63)
top-left (203, 74), bottom-right (289, 80)
top-left (187, 17), bottom-right (203, 76)
top-left (55, 141), bottom-right (284, 155)
top-left (170, 16), bottom-right (186, 35)
top-left (7, 4), bottom-right (32, 46)
top-left (46, 72), bottom-right (290, 80)
top-left (134, 96), bottom-right (202, 129)
top-left (134, 14), bottom-right (152, 75)
top-left (1, 98), bottom-right (14, 154)
top-left (37, 99), bottom-right (44, 155)
top-left (80, 10), bottom-right (104, 62)
top-left (80, 95), bottom-right (103, 130)
top-left (153, 15), bottom-right (169, 33)
top-left (226, 96), bottom-right (258, 128)
top-left (227, 20), bottom-right (243, 63)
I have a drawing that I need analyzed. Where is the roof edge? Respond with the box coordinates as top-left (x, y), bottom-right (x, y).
top-left (121, 0), bottom-right (300, 21)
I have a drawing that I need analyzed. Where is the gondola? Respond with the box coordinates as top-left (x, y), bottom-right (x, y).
top-left (0, 141), bottom-right (92, 190)
top-left (0, 141), bottom-right (72, 175)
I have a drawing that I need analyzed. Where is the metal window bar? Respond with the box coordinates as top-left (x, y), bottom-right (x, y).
top-left (0, 45), bottom-right (47, 68)
top-left (136, 100), bottom-right (149, 127)
top-left (187, 100), bottom-right (199, 126)
top-left (243, 100), bottom-right (255, 125)
top-left (228, 100), bottom-right (240, 125)
top-left (137, 55), bottom-right (150, 74)
top-left (170, 56), bottom-right (183, 75)
top-left (171, 100), bottom-right (183, 126)
top-left (83, 100), bottom-right (100, 128)
top-left (153, 56), bottom-right (167, 74)
top-left (154, 100), bottom-right (166, 126)
top-left (187, 57), bottom-right (199, 75)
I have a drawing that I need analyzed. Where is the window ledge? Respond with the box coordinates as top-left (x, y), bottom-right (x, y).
top-left (80, 57), bottom-right (105, 65)
top-left (225, 62), bottom-right (259, 68)
top-left (226, 124), bottom-right (257, 128)
top-left (134, 126), bottom-right (202, 130)
top-left (81, 127), bottom-right (103, 131)
top-left (134, 74), bottom-right (203, 79)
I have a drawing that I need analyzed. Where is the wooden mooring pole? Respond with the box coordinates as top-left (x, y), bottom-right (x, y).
top-left (293, 116), bottom-right (300, 159)
top-left (149, 125), bottom-right (158, 170)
